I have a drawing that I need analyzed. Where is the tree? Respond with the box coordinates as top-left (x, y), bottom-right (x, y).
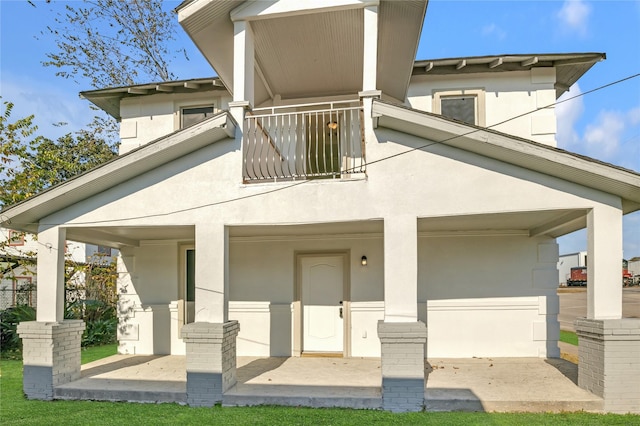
top-left (42, 0), bottom-right (181, 89)
top-left (0, 100), bottom-right (117, 208)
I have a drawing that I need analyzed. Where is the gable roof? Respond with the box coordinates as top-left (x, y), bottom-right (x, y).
top-left (372, 99), bottom-right (640, 214)
top-left (413, 53), bottom-right (605, 98)
top-left (0, 112), bottom-right (236, 234)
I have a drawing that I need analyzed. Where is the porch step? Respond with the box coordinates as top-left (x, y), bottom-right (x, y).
top-left (424, 393), bottom-right (604, 413)
top-left (54, 382), bottom-right (186, 404)
top-left (223, 385), bottom-right (382, 409)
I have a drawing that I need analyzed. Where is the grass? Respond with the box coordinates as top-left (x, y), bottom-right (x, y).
top-left (560, 330), bottom-right (579, 346)
top-left (80, 343), bottom-right (118, 364)
top-left (2, 346), bottom-right (639, 425)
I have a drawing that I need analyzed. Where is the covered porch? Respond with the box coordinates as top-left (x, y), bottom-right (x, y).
top-left (54, 354), bottom-right (603, 412)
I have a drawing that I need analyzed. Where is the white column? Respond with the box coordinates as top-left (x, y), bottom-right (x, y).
top-left (587, 205), bottom-right (623, 319)
top-left (36, 225), bottom-right (66, 322)
top-left (233, 20), bottom-right (255, 106)
top-left (362, 4), bottom-right (378, 92)
top-left (194, 223), bottom-right (229, 323)
top-left (384, 215), bottom-right (418, 322)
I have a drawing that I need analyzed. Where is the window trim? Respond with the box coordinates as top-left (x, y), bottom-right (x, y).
top-left (8, 230), bottom-right (25, 246)
top-left (433, 88), bottom-right (486, 127)
top-left (176, 102), bottom-right (217, 130)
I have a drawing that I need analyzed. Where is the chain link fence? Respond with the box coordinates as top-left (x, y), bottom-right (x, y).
top-left (0, 286), bottom-right (37, 310)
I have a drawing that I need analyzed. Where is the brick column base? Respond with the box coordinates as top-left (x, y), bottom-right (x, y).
top-left (17, 320), bottom-right (85, 400)
top-left (576, 318), bottom-right (640, 414)
top-left (377, 321), bottom-right (427, 412)
top-left (181, 321), bottom-right (240, 407)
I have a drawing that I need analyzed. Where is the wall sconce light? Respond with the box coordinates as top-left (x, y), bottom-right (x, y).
top-left (361, 256), bottom-right (368, 266)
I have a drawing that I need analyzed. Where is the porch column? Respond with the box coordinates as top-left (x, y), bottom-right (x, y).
top-left (181, 223), bottom-right (239, 407)
top-left (36, 225), bottom-right (66, 322)
top-left (378, 215), bottom-right (427, 412)
top-left (17, 225), bottom-right (85, 400)
top-left (576, 205), bottom-right (640, 414)
top-left (362, 4), bottom-right (378, 92)
top-left (232, 20), bottom-right (254, 107)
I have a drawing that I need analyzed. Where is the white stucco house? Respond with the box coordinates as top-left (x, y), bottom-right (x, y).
top-left (2, 0), bottom-right (640, 413)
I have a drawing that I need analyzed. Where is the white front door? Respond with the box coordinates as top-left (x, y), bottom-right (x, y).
top-left (301, 255), bottom-right (344, 353)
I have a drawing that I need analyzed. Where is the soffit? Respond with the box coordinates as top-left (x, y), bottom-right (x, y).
top-left (80, 77), bottom-right (226, 120)
top-left (413, 53), bottom-right (605, 98)
top-left (179, 0), bottom-right (427, 102)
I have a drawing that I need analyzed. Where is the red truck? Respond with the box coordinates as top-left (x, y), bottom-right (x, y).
top-left (566, 260), bottom-right (634, 287)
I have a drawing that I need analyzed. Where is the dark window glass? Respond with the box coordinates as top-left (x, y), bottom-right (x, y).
top-left (182, 106), bottom-right (215, 128)
top-left (441, 96), bottom-right (476, 125)
top-left (186, 249), bottom-right (195, 302)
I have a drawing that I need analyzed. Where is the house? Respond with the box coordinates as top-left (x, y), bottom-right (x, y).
top-left (2, 0), bottom-right (639, 413)
top-left (0, 228), bottom-right (117, 310)
top-left (558, 251), bottom-right (587, 286)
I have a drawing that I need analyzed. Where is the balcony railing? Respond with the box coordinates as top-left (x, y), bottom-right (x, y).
top-left (243, 101), bottom-right (365, 182)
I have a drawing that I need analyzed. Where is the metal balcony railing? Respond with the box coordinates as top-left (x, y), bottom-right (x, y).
top-left (243, 101), bottom-right (365, 182)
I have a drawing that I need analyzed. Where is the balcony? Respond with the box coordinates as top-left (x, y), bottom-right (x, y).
top-left (243, 101), bottom-right (365, 182)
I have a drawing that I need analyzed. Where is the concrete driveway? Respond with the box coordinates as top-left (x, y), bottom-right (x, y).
top-left (559, 287), bottom-right (640, 331)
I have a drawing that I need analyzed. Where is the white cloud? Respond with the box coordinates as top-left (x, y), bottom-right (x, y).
top-left (0, 73), bottom-right (93, 140)
top-left (628, 106), bottom-right (640, 125)
top-left (481, 23), bottom-right (507, 40)
top-left (556, 0), bottom-right (591, 37)
top-left (555, 83), bottom-right (584, 148)
top-left (583, 110), bottom-right (625, 160)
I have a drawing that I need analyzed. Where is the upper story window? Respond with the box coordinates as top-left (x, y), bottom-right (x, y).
top-left (8, 230), bottom-right (25, 246)
top-left (433, 89), bottom-right (485, 127)
top-left (97, 245), bottom-right (112, 256)
top-left (181, 105), bottom-right (215, 129)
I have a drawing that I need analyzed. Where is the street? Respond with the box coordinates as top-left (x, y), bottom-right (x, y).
top-left (558, 287), bottom-right (640, 331)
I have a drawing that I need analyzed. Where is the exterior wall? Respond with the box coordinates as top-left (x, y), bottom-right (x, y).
top-left (407, 69), bottom-right (557, 145)
top-left (419, 235), bottom-right (560, 358)
top-left (558, 251), bottom-right (587, 286)
top-left (119, 91), bottom-right (233, 154)
top-left (117, 242), bottom-right (181, 355)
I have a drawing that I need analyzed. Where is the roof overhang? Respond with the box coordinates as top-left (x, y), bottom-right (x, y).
top-left (0, 112), bottom-right (236, 235)
top-left (372, 99), bottom-right (640, 221)
top-left (176, 0), bottom-right (428, 104)
top-left (413, 53), bottom-right (606, 98)
top-left (80, 77), bottom-right (226, 120)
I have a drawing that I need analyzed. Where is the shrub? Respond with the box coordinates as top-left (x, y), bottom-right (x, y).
top-left (0, 305), bottom-right (36, 354)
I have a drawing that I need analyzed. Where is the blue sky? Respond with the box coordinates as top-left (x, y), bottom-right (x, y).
top-left (1, 0), bottom-right (639, 257)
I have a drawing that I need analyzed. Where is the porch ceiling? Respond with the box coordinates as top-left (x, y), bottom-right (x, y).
top-left (418, 210), bottom-right (588, 238)
top-left (177, 1), bottom-right (428, 103)
top-left (65, 226), bottom-right (195, 249)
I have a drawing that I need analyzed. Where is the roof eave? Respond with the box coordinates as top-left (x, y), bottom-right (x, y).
top-left (0, 112), bottom-right (237, 232)
top-left (372, 100), bottom-right (640, 213)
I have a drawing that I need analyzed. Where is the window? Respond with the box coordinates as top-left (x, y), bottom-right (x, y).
top-left (433, 89), bottom-right (485, 127)
top-left (97, 245), bottom-right (112, 256)
top-left (8, 230), bottom-right (25, 246)
top-left (181, 106), bottom-right (215, 128)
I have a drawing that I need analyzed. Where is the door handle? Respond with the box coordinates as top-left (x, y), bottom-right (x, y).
top-left (339, 300), bottom-right (343, 319)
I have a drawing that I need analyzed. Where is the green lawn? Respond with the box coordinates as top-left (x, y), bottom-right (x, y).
top-left (1, 346), bottom-right (639, 425)
top-left (560, 330), bottom-right (579, 346)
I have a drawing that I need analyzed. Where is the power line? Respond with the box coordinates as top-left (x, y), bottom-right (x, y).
top-left (3, 72), bottom-right (640, 238)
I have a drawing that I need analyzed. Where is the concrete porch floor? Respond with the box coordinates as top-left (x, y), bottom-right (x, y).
top-left (54, 355), bottom-right (603, 412)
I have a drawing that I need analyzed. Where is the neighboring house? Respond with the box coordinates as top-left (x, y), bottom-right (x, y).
top-left (558, 251), bottom-right (588, 286)
top-left (0, 228), bottom-right (117, 309)
top-left (1, 0), bottom-right (639, 413)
